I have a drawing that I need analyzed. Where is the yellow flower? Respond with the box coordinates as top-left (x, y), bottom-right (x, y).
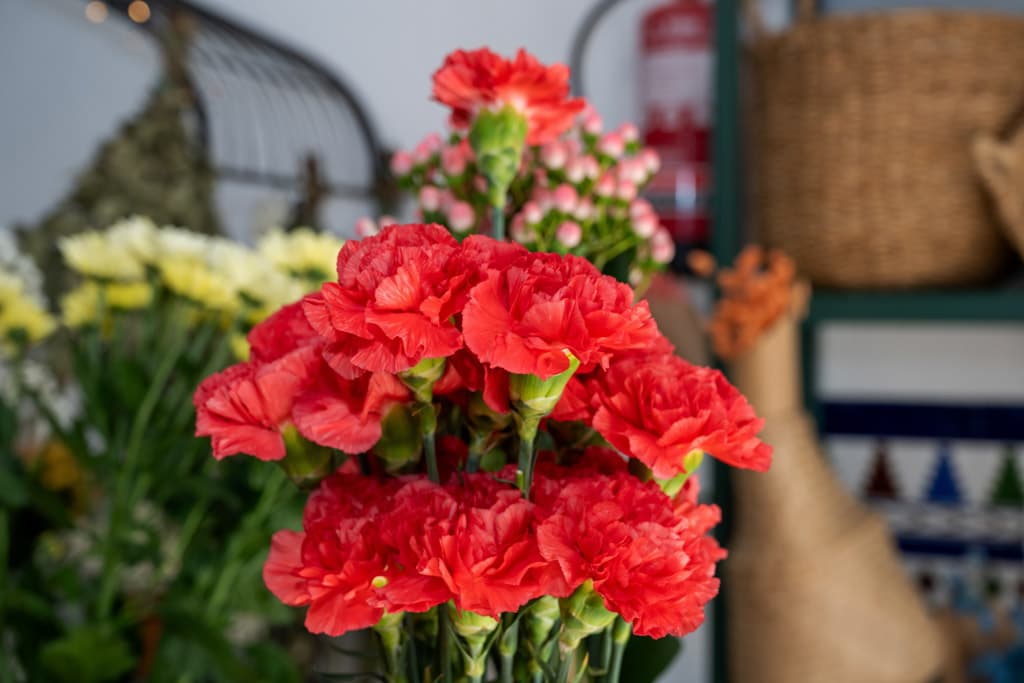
top-left (0, 269), bottom-right (56, 350)
top-left (106, 215), bottom-right (159, 264)
top-left (158, 256), bottom-right (237, 314)
top-left (258, 227), bottom-right (344, 283)
top-left (229, 332), bottom-right (250, 361)
top-left (59, 230), bottom-right (145, 280)
top-left (61, 281), bottom-right (152, 328)
top-left (157, 226), bottom-right (210, 261)
top-left (207, 240), bottom-right (304, 323)
top-left (106, 280), bottom-right (153, 310)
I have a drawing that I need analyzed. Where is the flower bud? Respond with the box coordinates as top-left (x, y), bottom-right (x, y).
top-left (389, 150), bottom-right (413, 176)
top-left (469, 105), bottom-right (529, 209)
top-left (441, 145), bottom-right (468, 176)
top-left (632, 212), bottom-right (659, 239)
top-left (400, 356), bottom-right (446, 402)
top-left (573, 198), bottom-right (595, 222)
top-left (522, 201), bottom-right (543, 225)
top-left (419, 186), bottom-right (442, 212)
top-left (565, 157), bottom-right (587, 184)
top-left (583, 156), bottom-right (601, 180)
top-left (556, 221), bottom-right (582, 249)
top-left (448, 201), bottom-right (476, 233)
top-left (583, 112), bottom-right (603, 136)
top-left (552, 184), bottom-right (578, 214)
top-left (598, 132), bottom-right (625, 158)
top-left (640, 148), bottom-right (661, 174)
top-left (595, 173), bottom-right (616, 198)
top-left (355, 217), bottom-right (378, 238)
top-left (379, 215), bottom-right (397, 228)
top-left (630, 198), bottom-right (655, 220)
top-left (510, 214), bottom-right (533, 244)
top-left (618, 158), bottom-right (647, 185)
top-left (620, 121), bottom-right (639, 143)
top-left (651, 228), bottom-right (676, 264)
top-left (541, 141), bottom-right (567, 170)
top-left (616, 180), bottom-right (638, 202)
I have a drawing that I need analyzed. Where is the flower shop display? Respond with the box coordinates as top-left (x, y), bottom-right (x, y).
top-left (1, 219), bottom-right (344, 682)
top-left (385, 47), bottom-right (676, 288)
top-left (688, 248), bottom-right (946, 683)
top-left (190, 46), bottom-right (774, 683)
top-left (195, 222), bottom-right (770, 683)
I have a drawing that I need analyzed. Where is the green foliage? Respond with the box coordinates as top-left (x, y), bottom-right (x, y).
top-left (40, 625), bottom-right (136, 683)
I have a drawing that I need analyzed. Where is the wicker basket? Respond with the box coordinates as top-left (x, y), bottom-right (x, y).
top-left (745, 0), bottom-right (1024, 288)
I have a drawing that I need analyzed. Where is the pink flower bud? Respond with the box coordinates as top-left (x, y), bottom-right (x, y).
top-left (522, 201), bottom-right (543, 225)
top-left (413, 133), bottom-right (442, 164)
top-left (379, 215), bottom-right (397, 228)
top-left (617, 158), bottom-right (647, 185)
top-left (533, 187), bottom-right (554, 213)
top-left (632, 212), bottom-right (659, 239)
top-left (573, 198), bottom-right (595, 222)
top-left (556, 220), bottom-right (582, 249)
top-left (583, 156), bottom-right (601, 180)
top-left (553, 184), bottom-right (578, 213)
top-left (599, 132), bottom-right (625, 158)
top-left (640, 148), bottom-right (661, 174)
top-left (448, 201), bottom-right (475, 233)
top-left (438, 188), bottom-right (456, 211)
top-left (630, 199), bottom-right (655, 220)
top-left (474, 176), bottom-right (488, 193)
top-left (441, 146), bottom-right (467, 176)
top-left (534, 168), bottom-right (550, 187)
top-left (419, 186), bottom-right (442, 212)
top-left (510, 214), bottom-right (533, 243)
top-left (541, 141), bottom-right (567, 170)
top-left (595, 173), bottom-right (616, 198)
top-left (565, 157), bottom-right (586, 184)
top-left (390, 150), bottom-right (413, 176)
top-left (616, 180), bottom-right (638, 202)
top-left (564, 138), bottom-right (582, 157)
top-left (583, 112), bottom-right (603, 135)
top-left (355, 217), bottom-right (378, 238)
top-left (620, 122), bottom-right (639, 143)
top-left (651, 228), bottom-right (676, 264)
top-left (629, 268), bottom-right (644, 286)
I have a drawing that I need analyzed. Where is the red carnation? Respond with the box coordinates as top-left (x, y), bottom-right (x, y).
top-left (462, 250), bottom-right (658, 379)
top-left (589, 354), bottom-right (772, 478)
top-left (292, 368), bottom-right (410, 454)
top-left (432, 48), bottom-right (584, 145)
top-left (303, 224), bottom-right (471, 376)
top-left (384, 475), bottom-right (567, 618)
top-left (247, 299), bottom-right (319, 364)
top-left (263, 473), bottom-right (401, 636)
top-left (535, 469), bottom-right (725, 639)
top-left (194, 346), bottom-right (321, 460)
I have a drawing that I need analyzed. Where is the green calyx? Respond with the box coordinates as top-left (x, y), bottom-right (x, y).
top-left (449, 605), bottom-right (499, 679)
top-left (559, 581), bottom-right (617, 652)
top-left (400, 356), bottom-right (446, 403)
top-left (469, 105), bottom-right (528, 209)
top-left (657, 449), bottom-right (705, 498)
top-left (279, 425), bottom-right (334, 490)
top-left (510, 350), bottom-right (581, 425)
top-left (374, 404), bottom-right (421, 472)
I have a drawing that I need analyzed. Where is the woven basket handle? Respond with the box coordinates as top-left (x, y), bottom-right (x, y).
top-left (744, 0), bottom-right (818, 39)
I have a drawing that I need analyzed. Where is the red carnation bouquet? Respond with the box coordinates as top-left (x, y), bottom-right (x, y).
top-left (194, 49), bottom-right (770, 683)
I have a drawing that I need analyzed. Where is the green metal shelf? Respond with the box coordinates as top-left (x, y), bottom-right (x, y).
top-left (808, 287), bottom-right (1024, 322)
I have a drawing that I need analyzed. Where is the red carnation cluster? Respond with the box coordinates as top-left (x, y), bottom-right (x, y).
top-left (432, 47), bottom-right (584, 145)
top-left (264, 460), bottom-right (722, 639)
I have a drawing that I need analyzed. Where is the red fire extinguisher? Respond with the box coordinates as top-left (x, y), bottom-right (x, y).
top-left (639, 0), bottom-right (713, 250)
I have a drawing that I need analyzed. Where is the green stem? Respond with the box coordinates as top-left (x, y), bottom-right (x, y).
top-left (438, 604), bottom-right (453, 683)
top-left (599, 627), bottom-right (613, 679)
top-left (492, 205), bottom-right (506, 242)
top-left (498, 617), bottom-right (518, 683)
top-left (607, 618), bottom-right (631, 683)
top-left (555, 648), bottom-right (573, 683)
top-left (96, 324), bottom-right (190, 620)
top-left (516, 423), bottom-right (538, 500)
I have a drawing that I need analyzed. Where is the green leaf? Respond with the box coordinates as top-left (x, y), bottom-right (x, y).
top-left (39, 625), bottom-right (137, 683)
top-left (619, 635), bottom-right (682, 683)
